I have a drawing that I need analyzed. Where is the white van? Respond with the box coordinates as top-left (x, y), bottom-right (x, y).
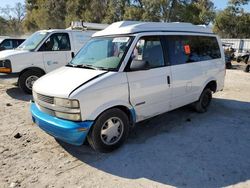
top-left (0, 23), bottom-right (108, 93)
top-left (31, 21), bottom-right (225, 152)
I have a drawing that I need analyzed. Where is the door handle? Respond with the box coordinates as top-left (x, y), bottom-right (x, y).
top-left (167, 76), bottom-right (171, 86)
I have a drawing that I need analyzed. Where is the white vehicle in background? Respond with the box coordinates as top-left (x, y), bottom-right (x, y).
top-left (31, 21), bottom-right (225, 152)
top-left (0, 22), bottom-right (108, 93)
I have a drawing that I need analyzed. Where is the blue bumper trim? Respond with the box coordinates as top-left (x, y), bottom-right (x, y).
top-left (31, 103), bottom-right (93, 146)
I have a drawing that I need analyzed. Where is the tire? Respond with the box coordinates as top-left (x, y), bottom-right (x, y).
top-left (193, 88), bottom-right (212, 113)
top-left (87, 108), bottom-right (130, 153)
top-left (244, 65), bottom-right (250, 72)
top-left (226, 62), bottom-right (232, 69)
top-left (18, 70), bottom-right (43, 94)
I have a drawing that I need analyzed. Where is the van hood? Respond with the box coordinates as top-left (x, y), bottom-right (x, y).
top-left (0, 49), bottom-right (30, 59)
top-left (33, 66), bottom-right (107, 98)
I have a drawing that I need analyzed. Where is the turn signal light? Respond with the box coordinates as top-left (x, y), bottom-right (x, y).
top-left (0, 67), bottom-right (11, 73)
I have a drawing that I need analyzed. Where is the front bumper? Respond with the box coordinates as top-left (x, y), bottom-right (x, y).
top-left (0, 73), bottom-right (18, 85)
top-left (31, 102), bottom-right (94, 145)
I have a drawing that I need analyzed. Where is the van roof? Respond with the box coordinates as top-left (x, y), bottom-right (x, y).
top-left (40, 29), bottom-right (86, 33)
top-left (93, 21), bottom-right (213, 37)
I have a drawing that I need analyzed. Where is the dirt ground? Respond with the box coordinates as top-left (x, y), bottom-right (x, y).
top-left (0, 63), bottom-right (250, 188)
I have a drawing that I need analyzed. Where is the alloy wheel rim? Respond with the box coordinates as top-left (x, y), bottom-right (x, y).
top-left (100, 117), bottom-right (124, 145)
top-left (25, 75), bottom-right (39, 90)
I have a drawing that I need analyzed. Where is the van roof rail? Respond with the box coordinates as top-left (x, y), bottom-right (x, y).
top-left (93, 21), bottom-right (213, 37)
top-left (67, 21), bottom-right (109, 31)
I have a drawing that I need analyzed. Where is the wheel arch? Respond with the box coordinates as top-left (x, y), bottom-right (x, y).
top-left (19, 67), bottom-right (46, 78)
top-left (89, 104), bottom-right (136, 128)
top-left (204, 80), bottom-right (217, 93)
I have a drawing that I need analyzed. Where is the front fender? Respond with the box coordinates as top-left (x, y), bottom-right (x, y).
top-left (86, 100), bottom-right (134, 121)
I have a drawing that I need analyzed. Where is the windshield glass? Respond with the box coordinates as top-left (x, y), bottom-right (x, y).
top-left (17, 31), bottom-right (48, 50)
top-left (70, 36), bottom-right (133, 70)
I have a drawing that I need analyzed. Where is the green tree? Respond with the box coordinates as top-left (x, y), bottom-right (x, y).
top-left (213, 0), bottom-right (250, 38)
top-left (0, 16), bottom-right (8, 35)
top-left (24, 0), bottom-right (67, 31)
top-left (0, 3), bottom-right (26, 35)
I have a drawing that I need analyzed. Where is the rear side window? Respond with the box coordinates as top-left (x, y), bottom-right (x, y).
top-left (166, 36), bottom-right (221, 65)
top-left (12, 39), bottom-right (24, 48)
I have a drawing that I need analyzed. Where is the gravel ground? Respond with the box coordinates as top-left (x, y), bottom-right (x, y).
top-left (0, 64), bottom-right (250, 188)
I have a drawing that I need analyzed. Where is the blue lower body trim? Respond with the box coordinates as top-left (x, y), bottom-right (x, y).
top-left (129, 108), bottom-right (136, 123)
top-left (31, 103), bottom-right (93, 146)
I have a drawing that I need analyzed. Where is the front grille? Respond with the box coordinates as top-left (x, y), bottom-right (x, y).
top-left (36, 93), bottom-right (54, 104)
top-left (36, 103), bottom-right (55, 116)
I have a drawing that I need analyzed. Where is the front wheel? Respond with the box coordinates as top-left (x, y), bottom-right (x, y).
top-left (87, 108), bottom-right (130, 153)
top-left (193, 88), bottom-right (212, 113)
top-left (19, 70), bottom-right (43, 94)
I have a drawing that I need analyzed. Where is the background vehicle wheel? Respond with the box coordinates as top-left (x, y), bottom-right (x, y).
top-left (226, 62), bottom-right (232, 69)
top-left (87, 108), bottom-right (130, 153)
top-left (244, 65), bottom-right (250, 72)
top-left (19, 70), bottom-right (43, 94)
top-left (193, 88), bottom-right (212, 113)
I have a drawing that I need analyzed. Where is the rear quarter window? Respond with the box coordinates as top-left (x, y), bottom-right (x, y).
top-left (166, 35), bottom-right (221, 65)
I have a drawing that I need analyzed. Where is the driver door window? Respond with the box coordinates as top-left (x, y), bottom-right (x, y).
top-left (132, 36), bottom-right (165, 69)
top-left (39, 33), bottom-right (71, 51)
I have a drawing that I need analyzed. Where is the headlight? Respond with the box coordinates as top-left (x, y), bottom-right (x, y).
top-left (53, 98), bottom-right (81, 121)
top-left (0, 59), bottom-right (12, 73)
top-left (33, 92), bottom-right (81, 121)
top-left (55, 111), bottom-right (81, 121)
top-left (54, 98), bottom-right (79, 108)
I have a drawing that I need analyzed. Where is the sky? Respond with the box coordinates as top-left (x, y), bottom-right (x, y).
top-left (0, 0), bottom-right (249, 12)
top-left (212, 0), bottom-right (250, 12)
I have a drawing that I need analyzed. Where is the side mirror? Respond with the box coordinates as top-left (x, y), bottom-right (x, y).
top-left (71, 52), bottom-right (75, 58)
top-left (130, 59), bottom-right (149, 71)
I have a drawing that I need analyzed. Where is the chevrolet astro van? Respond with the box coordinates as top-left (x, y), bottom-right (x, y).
top-left (0, 22), bottom-right (108, 94)
top-left (31, 21), bottom-right (225, 152)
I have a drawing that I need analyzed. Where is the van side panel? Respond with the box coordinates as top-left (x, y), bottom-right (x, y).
top-left (165, 35), bottom-right (224, 109)
top-left (11, 52), bottom-right (45, 73)
top-left (71, 31), bottom-right (96, 53)
top-left (169, 62), bottom-right (204, 110)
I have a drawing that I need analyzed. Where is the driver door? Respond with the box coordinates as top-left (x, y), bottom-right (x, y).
top-left (126, 36), bottom-right (172, 122)
top-left (39, 33), bottom-right (72, 72)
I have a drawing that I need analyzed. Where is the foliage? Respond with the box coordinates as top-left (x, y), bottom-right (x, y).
top-left (213, 0), bottom-right (250, 38)
top-left (0, 3), bottom-right (25, 35)
top-left (24, 0), bottom-right (67, 31)
top-left (0, 0), bottom-right (249, 38)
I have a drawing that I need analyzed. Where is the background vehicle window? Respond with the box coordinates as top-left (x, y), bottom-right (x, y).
top-left (12, 39), bottom-right (24, 48)
top-left (132, 36), bottom-right (165, 69)
top-left (166, 36), bottom-right (221, 65)
top-left (40, 33), bottom-right (71, 51)
top-left (0, 39), bottom-right (13, 49)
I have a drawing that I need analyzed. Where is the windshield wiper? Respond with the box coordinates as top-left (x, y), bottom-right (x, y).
top-left (94, 66), bottom-right (116, 71)
top-left (66, 64), bottom-right (116, 71)
top-left (66, 64), bottom-right (99, 70)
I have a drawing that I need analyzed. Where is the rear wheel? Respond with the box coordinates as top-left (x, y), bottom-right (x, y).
top-left (19, 70), bottom-right (44, 94)
top-left (87, 108), bottom-right (129, 153)
top-left (244, 65), bottom-right (250, 72)
top-left (193, 88), bottom-right (212, 113)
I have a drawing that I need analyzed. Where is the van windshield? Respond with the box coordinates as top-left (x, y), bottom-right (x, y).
top-left (17, 31), bottom-right (48, 50)
top-left (69, 36), bottom-right (132, 71)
